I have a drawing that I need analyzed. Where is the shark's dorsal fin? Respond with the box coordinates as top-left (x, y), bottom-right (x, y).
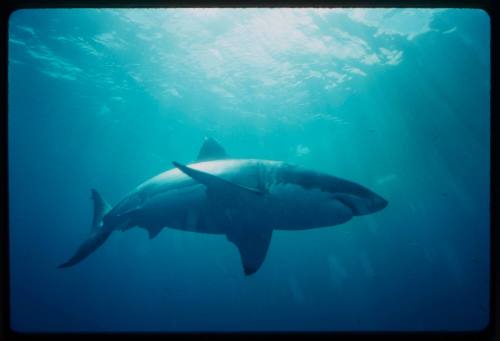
top-left (227, 228), bottom-right (273, 276)
top-left (196, 137), bottom-right (227, 162)
top-left (172, 161), bottom-right (265, 196)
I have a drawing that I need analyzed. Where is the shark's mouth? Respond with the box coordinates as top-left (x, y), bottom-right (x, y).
top-left (335, 194), bottom-right (360, 215)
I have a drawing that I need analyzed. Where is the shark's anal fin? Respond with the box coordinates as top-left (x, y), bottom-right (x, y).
top-left (172, 161), bottom-right (265, 196)
top-left (227, 228), bottom-right (273, 276)
top-left (196, 137), bottom-right (228, 162)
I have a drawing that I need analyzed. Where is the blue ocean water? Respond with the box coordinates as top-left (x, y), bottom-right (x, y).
top-left (8, 8), bottom-right (490, 332)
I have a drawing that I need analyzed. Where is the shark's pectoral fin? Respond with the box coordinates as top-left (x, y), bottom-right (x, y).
top-left (226, 228), bottom-right (273, 276)
top-left (172, 161), bottom-right (265, 196)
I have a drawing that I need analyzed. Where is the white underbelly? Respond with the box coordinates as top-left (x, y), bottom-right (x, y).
top-left (137, 182), bottom-right (352, 233)
top-left (264, 183), bottom-right (353, 230)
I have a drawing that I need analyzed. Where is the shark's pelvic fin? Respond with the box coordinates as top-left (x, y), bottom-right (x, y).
top-left (196, 137), bottom-right (228, 162)
top-left (147, 225), bottom-right (163, 239)
top-left (90, 188), bottom-right (111, 232)
top-left (172, 161), bottom-right (265, 196)
top-left (227, 228), bottom-right (273, 276)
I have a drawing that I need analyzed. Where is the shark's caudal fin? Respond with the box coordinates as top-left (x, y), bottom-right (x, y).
top-left (58, 189), bottom-right (112, 269)
top-left (91, 188), bottom-right (111, 232)
top-left (57, 229), bottom-right (112, 268)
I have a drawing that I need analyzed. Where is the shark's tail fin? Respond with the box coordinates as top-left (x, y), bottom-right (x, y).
top-left (58, 189), bottom-right (112, 269)
top-left (90, 188), bottom-right (111, 232)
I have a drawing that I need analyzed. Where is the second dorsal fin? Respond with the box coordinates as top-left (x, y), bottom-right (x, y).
top-left (196, 137), bottom-right (227, 162)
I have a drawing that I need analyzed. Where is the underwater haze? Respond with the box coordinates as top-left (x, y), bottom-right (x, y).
top-left (8, 8), bottom-right (490, 332)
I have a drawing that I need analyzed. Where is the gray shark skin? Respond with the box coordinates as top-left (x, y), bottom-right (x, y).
top-left (59, 138), bottom-right (388, 275)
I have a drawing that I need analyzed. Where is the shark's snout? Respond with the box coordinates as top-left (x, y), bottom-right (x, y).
top-left (371, 194), bottom-right (388, 213)
top-left (334, 191), bottom-right (388, 216)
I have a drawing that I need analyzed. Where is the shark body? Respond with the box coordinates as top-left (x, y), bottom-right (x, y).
top-left (59, 138), bottom-right (388, 275)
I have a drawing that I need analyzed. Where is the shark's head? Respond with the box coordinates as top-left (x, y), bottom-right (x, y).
top-left (331, 188), bottom-right (388, 216)
top-left (282, 164), bottom-right (388, 217)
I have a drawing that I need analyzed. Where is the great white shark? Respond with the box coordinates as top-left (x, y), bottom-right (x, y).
top-left (59, 138), bottom-right (388, 275)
